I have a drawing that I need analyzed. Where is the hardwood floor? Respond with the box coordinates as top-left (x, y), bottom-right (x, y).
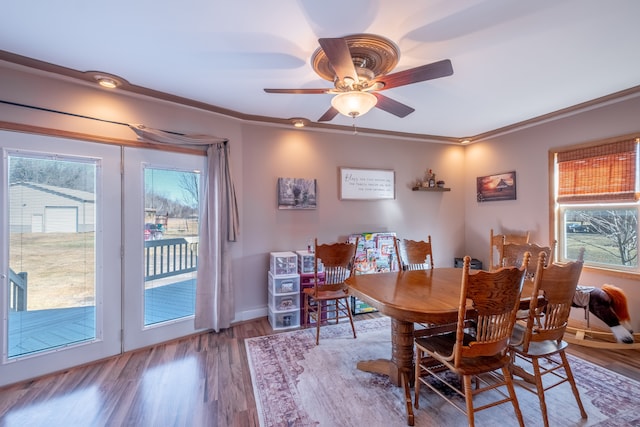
top-left (1, 313), bottom-right (638, 426)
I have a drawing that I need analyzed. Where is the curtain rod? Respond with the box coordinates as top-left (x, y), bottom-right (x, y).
top-left (0, 99), bottom-right (228, 145)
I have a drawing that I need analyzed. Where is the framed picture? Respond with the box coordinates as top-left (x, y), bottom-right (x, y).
top-left (277, 177), bottom-right (317, 209)
top-left (477, 171), bottom-right (517, 202)
top-left (339, 167), bottom-right (395, 200)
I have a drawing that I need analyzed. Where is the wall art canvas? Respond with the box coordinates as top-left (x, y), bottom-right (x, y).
top-left (477, 171), bottom-right (517, 202)
top-left (277, 177), bottom-right (317, 209)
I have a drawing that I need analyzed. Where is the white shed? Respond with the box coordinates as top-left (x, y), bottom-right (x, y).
top-left (9, 182), bottom-right (95, 233)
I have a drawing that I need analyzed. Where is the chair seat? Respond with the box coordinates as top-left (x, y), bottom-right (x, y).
top-left (510, 323), bottom-right (569, 357)
top-left (302, 287), bottom-right (348, 301)
top-left (416, 332), bottom-right (511, 376)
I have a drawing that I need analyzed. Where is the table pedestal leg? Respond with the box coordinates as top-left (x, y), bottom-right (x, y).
top-left (356, 318), bottom-right (415, 425)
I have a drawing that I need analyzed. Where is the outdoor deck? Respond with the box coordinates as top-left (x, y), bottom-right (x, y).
top-left (8, 279), bottom-right (196, 358)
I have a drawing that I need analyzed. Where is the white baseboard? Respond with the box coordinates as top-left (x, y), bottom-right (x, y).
top-left (233, 305), bottom-right (268, 324)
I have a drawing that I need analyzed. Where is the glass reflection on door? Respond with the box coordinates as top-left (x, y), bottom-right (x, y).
top-left (143, 167), bottom-right (199, 326)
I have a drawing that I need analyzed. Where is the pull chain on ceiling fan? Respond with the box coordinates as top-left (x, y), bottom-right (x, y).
top-left (264, 33), bottom-right (454, 123)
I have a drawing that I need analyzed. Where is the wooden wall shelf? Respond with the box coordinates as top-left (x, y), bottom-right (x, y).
top-left (412, 187), bottom-right (451, 192)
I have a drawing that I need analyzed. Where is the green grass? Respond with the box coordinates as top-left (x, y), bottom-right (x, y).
top-left (9, 218), bottom-right (199, 311)
top-left (10, 232), bottom-right (95, 310)
top-left (565, 233), bottom-right (637, 266)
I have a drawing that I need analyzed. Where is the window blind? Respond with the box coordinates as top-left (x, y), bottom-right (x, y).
top-left (557, 138), bottom-right (638, 203)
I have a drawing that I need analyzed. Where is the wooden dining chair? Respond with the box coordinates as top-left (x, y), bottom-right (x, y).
top-left (302, 237), bottom-right (359, 345)
top-left (414, 254), bottom-right (530, 427)
top-left (489, 229), bottom-right (530, 271)
top-left (509, 249), bottom-right (587, 427)
top-left (502, 241), bottom-right (555, 274)
top-left (394, 236), bottom-right (434, 270)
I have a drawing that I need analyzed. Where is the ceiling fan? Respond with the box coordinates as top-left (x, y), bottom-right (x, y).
top-left (264, 34), bottom-right (453, 122)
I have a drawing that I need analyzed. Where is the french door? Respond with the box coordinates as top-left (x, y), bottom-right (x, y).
top-left (122, 147), bottom-right (204, 351)
top-left (0, 131), bottom-right (121, 386)
top-left (0, 131), bottom-right (205, 387)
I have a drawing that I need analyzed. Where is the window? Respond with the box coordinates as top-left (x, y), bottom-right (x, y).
top-left (7, 153), bottom-right (98, 357)
top-left (553, 137), bottom-right (639, 273)
top-left (143, 166), bottom-right (200, 326)
top-left (121, 147), bottom-right (206, 352)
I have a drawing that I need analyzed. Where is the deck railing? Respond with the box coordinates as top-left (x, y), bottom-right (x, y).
top-left (7, 239), bottom-right (196, 312)
top-left (9, 269), bottom-right (27, 311)
top-left (144, 238), bottom-right (198, 281)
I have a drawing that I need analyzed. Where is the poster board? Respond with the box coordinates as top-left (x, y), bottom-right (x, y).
top-left (347, 232), bottom-right (399, 314)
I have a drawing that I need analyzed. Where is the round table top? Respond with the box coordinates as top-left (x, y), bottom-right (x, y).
top-left (346, 268), bottom-right (534, 324)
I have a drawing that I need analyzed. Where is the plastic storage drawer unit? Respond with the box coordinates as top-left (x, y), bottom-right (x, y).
top-left (270, 251), bottom-right (298, 275)
top-left (268, 272), bottom-right (300, 294)
top-left (269, 290), bottom-right (299, 311)
top-left (296, 250), bottom-right (324, 274)
top-left (269, 307), bottom-right (300, 330)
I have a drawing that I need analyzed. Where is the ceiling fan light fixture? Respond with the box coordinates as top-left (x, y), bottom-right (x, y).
top-left (331, 91), bottom-right (377, 118)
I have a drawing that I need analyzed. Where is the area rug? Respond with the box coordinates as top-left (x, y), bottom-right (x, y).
top-left (245, 317), bottom-right (640, 427)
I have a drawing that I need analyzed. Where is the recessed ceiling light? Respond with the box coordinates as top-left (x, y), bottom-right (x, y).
top-left (290, 118), bottom-right (307, 128)
top-left (93, 74), bottom-right (121, 89)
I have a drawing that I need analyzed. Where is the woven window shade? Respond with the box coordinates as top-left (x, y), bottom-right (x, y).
top-left (557, 138), bottom-right (638, 203)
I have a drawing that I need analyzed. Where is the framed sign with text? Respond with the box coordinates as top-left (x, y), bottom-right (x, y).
top-left (339, 167), bottom-right (395, 200)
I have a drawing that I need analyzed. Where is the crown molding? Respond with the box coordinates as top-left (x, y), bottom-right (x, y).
top-left (2, 49), bottom-right (639, 145)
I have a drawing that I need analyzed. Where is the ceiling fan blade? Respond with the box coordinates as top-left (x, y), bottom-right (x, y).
top-left (376, 59), bottom-right (453, 90)
top-left (318, 37), bottom-right (358, 82)
top-left (372, 93), bottom-right (415, 118)
top-left (264, 88), bottom-right (329, 94)
top-left (318, 106), bottom-right (339, 122)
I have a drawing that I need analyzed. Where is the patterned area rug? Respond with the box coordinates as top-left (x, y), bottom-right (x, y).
top-left (245, 317), bottom-right (640, 426)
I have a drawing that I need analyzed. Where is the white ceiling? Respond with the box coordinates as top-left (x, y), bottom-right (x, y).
top-left (1, 0), bottom-right (640, 139)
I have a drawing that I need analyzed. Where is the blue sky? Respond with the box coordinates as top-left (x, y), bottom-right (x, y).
top-left (145, 168), bottom-right (199, 203)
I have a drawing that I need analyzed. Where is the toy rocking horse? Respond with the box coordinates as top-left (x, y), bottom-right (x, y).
top-left (568, 284), bottom-right (639, 349)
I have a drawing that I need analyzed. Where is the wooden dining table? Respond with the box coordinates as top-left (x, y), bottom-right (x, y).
top-left (346, 267), bottom-right (535, 426)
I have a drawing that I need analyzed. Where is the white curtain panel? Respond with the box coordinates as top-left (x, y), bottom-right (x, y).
top-left (194, 143), bottom-right (238, 331)
top-left (129, 124), bottom-right (239, 331)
